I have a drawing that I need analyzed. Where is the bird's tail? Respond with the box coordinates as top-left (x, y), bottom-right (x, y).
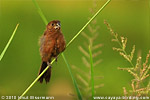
top-left (38, 61), bottom-right (51, 83)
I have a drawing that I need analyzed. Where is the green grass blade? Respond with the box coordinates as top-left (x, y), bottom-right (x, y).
top-left (89, 46), bottom-right (94, 100)
top-left (18, 0), bottom-right (111, 99)
top-left (149, 0), bottom-right (150, 38)
top-left (32, 0), bottom-right (48, 25)
top-left (18, 57), bottom-right (55, 100)
top-left (18, 65), bottom-right (49, 100)
top-left (61, 53), bottom-right (82, 100)
top-left (66, 0), bottom-right (111, 47)
top-left (0, 24), bottom-right (19, 61)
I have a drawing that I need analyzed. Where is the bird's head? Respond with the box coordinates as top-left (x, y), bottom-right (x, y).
top-left (47, 20), bottom-right (61, 32)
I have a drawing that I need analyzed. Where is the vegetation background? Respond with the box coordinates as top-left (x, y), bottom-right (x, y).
top-left (0, 0), bottom-right (149, 99)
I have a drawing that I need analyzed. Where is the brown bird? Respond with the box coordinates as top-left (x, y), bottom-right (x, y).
top-left (38, 20), bottom-right (66, 83)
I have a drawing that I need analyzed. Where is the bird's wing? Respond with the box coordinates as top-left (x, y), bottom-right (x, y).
top-left (56, 34), bottom-right (66, 53)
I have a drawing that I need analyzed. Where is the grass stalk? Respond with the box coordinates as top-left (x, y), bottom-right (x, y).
top-left (0, 24), bottom-right (19, 61)
top-left (89, 46), bottom-right (94, 100)
top-left (18, 66), bottom-right (49, 100)
top-left (32, 0), bottom-right (48, 25)
top-left (18, 0), bottom-right (111, 99)
top-left (66, 0), bottom-right (111, 47)
top-left (149, 0), bottom-right (150, 43)
top-left (61, 53), bottom-right (82, 100)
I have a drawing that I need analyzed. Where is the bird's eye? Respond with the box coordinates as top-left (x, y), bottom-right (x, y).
top-left (51, 23), bottom-right (54, 26)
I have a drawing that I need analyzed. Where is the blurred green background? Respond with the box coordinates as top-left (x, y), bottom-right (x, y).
top-left (0, 0), bottom-right (149, 99)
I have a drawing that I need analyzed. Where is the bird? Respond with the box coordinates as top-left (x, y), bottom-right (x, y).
top-left (38, 20), bottom-right (66, 83)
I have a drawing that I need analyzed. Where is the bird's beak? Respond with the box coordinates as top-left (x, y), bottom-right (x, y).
top-left (54, 23), bottom-right (60, 29)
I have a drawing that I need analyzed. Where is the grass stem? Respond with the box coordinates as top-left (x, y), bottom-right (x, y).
top-left (62, 53), bottom-right (82, 100)
top-left (66, 0), bottom-right (111, 48)
top-left (32, 0), bottom-right (48, 25)
top-left (0, 24), bottom-right (19, 61)
top-left (18, 66), bottom-right (49, 100)
top-left (89, 46), bottom-right (94, 100)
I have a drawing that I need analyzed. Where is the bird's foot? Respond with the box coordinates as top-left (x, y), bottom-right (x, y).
top-left (55, 56), bottom-right (58, 62)
top-left (47, 62), bottom-right (52, 68)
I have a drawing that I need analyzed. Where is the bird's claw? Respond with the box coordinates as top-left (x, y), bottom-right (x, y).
top-left (55, 56), bottom-right (58, 62)
top-left (47, 62), bottom-right (52, 68)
